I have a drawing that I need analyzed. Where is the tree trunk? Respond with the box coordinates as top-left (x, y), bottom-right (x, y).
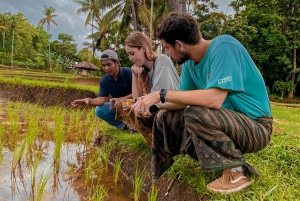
top-left (11, 29), bottom-right (14, 68)
top-left (288, 4), bottom-right (298, 99)
top-left (48, 36), bottom-right (51, 71)
top-left (2, 28), bottom-right (5, 65)
top-left (130, 0), bottom-right (138, 31)
top-left (92, 14), bottom-right (95, 64)
top-left (150, 0), bottom-right (154, 41)
top-left (167, 0), bottom-right (186, 13)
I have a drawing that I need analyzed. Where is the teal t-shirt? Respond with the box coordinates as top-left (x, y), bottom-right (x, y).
top-left (178, 35), bottom-right (271, 119)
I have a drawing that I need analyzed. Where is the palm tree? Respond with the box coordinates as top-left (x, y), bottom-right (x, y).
top-left (10, 14), bottom-right (20, 68)
top-left (74, 0), bottom-right (101, 64)
top-left (99, 0), bottom-right (150, 38)
top-left (0, 13), bottom-right (10, 65)
top-left (38, 5), bottom-right (58, 70)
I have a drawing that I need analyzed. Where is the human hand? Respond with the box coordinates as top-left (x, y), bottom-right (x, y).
top-left (131, 64), bottom-right (144, 75)
top-left (71, 98), bottom-right (89, 107)
top-left (131, 92), bottom-right (160, 117)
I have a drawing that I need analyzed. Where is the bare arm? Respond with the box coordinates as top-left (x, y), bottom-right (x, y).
top-left (131, 65), bottom-right (142, 100)
top-left (131, 88), bottom-right (228, 117)
top-left (71, 97), bottom-right (106, 107)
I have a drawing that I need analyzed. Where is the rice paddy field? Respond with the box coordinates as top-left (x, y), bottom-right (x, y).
top-left (0, 65), bottom-right (299, 201)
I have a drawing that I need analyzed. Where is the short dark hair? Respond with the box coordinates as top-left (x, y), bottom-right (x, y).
top-left (156, 12), bottom-right (201, 46)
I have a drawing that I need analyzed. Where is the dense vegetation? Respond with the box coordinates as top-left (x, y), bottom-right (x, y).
top-left (0, 0), bottom-right (299, 98)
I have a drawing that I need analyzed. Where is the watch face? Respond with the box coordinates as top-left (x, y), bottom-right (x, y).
top-left (160, 89), bottom-right (167, 103)
top-left (160, 89), bottom-right (167, 95)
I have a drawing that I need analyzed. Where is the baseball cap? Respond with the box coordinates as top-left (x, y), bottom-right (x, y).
top-left (100, 49), bottom-right (118, 61)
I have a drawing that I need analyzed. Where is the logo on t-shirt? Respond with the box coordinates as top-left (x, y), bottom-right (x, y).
top-left (218, 76), bottom-right (232, 84)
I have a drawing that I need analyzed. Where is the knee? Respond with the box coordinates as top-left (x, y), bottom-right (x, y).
top-left (184, 106), bottom-right (212, 124)
top-left (95, 105), bottom-right (105, 118)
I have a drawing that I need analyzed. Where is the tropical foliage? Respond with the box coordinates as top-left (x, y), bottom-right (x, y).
top-left (0, 0), bottom-right (299, 98)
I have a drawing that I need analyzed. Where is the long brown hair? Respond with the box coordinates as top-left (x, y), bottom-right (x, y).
top-left (124, 31), bottom-right (157, 61)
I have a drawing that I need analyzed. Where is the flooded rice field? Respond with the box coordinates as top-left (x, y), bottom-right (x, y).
top-left (0, 98), bottom-right (147, 201)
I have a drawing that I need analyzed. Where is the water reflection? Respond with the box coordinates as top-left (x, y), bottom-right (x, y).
top-left (0, 140), bottom-right (139, 200)
top-left (0, 100), bottom-right (144, 201)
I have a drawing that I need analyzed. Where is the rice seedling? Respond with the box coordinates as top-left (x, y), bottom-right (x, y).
top-left (35, 171), bottom-right (52, 201)
top-left (12, 115), bottom-right (39, 170)
top-left (53, 109), bottom-right (66, 162)
top-left (30, 152), bottom-right (42, 199)
top-left (23, 101), bottom-right (31, 121)
top-left (114, 156), bottom-right (123, 184)
top-left (132, 165), bottom-right (146, 201)
top-left (85, 158), bottom-right (93, 185)
top-left (6, 101), bottom-right (20, 135)
top-left (0, 75), bottom-right (98, 94)
top-left (98, 141), bottom-right (113, 171)
top-left (147, 182), bottom-right (159, 201)
top-left (90, 184), bottom-right (108, 201)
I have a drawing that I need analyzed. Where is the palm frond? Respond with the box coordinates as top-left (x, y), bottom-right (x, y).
top-left (286, 68), bottom-right (300, 81)
top-left (101, 3), bottom-right (123, 26)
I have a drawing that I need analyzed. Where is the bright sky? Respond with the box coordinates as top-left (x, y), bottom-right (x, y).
top-left (0, 0), bottom-right (233, 54)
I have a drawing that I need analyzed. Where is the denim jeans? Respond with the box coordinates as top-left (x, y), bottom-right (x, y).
top-left (95, 102), bottom-right (126, 130)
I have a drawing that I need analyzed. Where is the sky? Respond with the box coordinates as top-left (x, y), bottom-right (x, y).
top-left (0, 0), bottom-right (234, 53)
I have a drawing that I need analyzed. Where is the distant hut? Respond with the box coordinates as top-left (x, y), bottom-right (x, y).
top-left (73, 61), bottom-right (99, 76)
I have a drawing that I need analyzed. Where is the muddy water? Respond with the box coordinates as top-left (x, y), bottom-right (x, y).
top-left (0, 98), bottom-right (146, 201)
top-left (0, 142), bottom-right (138, 201)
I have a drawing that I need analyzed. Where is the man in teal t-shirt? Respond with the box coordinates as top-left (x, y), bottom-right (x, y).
top-left (131, 12), bottom-right (273, 194)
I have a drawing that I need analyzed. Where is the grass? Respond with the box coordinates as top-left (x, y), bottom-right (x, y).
top-left (97, 104), bottom-right (300, 200)
top-left (164, 105), bottom-right (300, 200)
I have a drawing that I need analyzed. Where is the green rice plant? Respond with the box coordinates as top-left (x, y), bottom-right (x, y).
top-left (98, 140), bottom-right (114, 171)
top-left (6, 101), bottom-right (20, 135)
top-left (90, 184), bottom-right (108, 201)
top-left (23, 101), bottom-right (31, 121)
top-left (35, 171), bottom-right (52, 201)
top-left (85, 123), bottom-right (98, 146)
top-left (132, 165), bottom-right (146, 201)
top-left (113, 156), bottom-right (123, 184)
top-left (85, 158), bottom-right (93, 185)
top-left (66, 109), bottom-right (76, 135)
top-left (0, 75), bottom-right (98, 94)
top-left (12, 138), bottom-right (27, 170)
top-left (30, 153), bottom-right (42, 199)
top-left (12, 116), bottom-right (39, 170)
top-left (147, 182), bottom-right (159, 201)
top-left (53, 109), bottom-right (66, 162)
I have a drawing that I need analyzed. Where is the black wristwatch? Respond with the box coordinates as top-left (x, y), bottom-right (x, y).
top-left (159, 89), bottom-right (167, 103)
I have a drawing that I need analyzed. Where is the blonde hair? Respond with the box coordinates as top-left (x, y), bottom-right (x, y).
top-left (124, 31), bottom-right (157, 61)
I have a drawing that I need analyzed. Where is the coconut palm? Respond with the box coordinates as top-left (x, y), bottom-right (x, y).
top-left (38, 5), bottom-right (58, 70)
top-left (74, 0), bottom-right (101, 63)
top-left (10, 14), bottom-right (20, 68)
top-left (0, 13), bottom-right (10, 65)
top-left (99, 0), bottom-right (150, 38)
